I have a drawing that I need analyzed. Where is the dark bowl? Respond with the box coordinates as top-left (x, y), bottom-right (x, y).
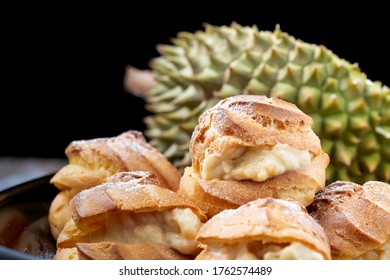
top-left (0, 174), bottom-right (59, 260)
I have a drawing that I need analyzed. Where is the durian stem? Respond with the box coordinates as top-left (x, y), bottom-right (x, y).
top-left (124, 66), bottom-right (155, 99)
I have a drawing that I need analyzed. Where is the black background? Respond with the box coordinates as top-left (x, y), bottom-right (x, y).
top-left (2, 9), bottom-right (389, 159)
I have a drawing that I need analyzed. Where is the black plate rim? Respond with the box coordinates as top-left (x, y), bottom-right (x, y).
top-left (0, 173), bottom-right (55, 203)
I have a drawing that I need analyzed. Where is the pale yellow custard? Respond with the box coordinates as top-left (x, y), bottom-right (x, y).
top-left (201, 142), bottom-right (312, 181)
top-left (86, 208), bottom-right (203, 255)
top-left (205, 241), bottom-right (324, 260)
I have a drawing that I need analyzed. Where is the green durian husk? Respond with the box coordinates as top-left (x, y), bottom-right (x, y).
top-left (142, 22), bottom-right (390, 184)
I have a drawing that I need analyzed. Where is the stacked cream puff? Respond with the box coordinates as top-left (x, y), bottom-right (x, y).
top-left (49, 95), bottom-right (390, 260)
top-left (195, 198), bottom-right (331, 260)
top-left (178, 95), bottom-right (329, 218)
top-left (49, 130), bottom-right (181, 240)
top-left (308, 181), bottom-right (390, 259)
top-left (55, 171), bottom-right (206, 260)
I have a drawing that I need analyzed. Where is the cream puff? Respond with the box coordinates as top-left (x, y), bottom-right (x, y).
top-left (308, 180), bottom-right (390, 259)
top-left (179, 95), bottom-right (329, 217)
top-left (49, 130), bottom-right (181, 240)
top-left (55, 171), bottom-right (207, 260)
top-left (196, 198), bottom-right (331, 260)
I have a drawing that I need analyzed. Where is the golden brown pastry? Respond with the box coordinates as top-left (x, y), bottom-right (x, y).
top-left (49, 130), bottom-right (181, 240)
top-left (179, 95), bottom-right (329, 217)
top-left (55, 242), bottom-right (190, 260)
top-left (308, 181), bottom-right (390, 260)
top-left (51, 130), bottom-right (181, 194)
top-left (76, 242), bottom-right (190, 260)
top-left (48, 191), bottom-right (71, 240)
top-left (196, 198), bottom-right (331, 260)
top-left (56, 171), bottom-right (207, 260)
top-left (55, 248), bottom-right (79, 260)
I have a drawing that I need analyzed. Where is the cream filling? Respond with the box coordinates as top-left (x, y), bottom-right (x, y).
top-left (354, 241), bottom-right (390, 260)
top-left (263, 242), bottom-right (323, 260)
top-left (201, 143), bottom-right (312, 181)
top-left (206, 242), bottom-right (323, 260)
top-left (88, 208), bottom-right (203, 255)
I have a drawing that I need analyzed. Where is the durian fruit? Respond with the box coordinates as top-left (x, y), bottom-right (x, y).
top-left (133, 22), bottom-right (390, 183)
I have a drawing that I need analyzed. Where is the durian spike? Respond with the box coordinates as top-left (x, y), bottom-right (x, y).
top-left (124, 23), bottom-right (390, 183)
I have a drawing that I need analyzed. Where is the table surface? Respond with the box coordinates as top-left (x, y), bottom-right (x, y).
top-left (0, 157), bottom-right (66, 192)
